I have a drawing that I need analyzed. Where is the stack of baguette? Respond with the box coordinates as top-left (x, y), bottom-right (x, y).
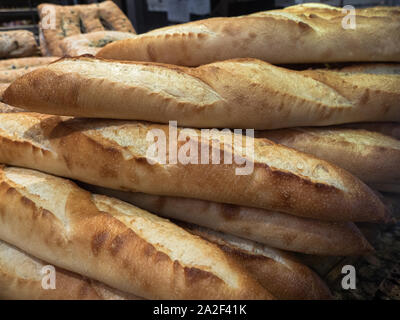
top-left (0, 2), bottom-right (399, 300)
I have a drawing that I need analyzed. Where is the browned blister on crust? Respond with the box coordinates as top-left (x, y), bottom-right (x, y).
top-left (0, 165), bottom-right (272, 299)
top-left (0, 113), bottom-right (389, 222)
top-left (3, 56), bottom-right (400, 129)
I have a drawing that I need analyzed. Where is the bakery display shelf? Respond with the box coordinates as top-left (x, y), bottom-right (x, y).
top-left (0, 8), bottom-right (37, 17)
top-left (0, 1), bottom-right (38, 32)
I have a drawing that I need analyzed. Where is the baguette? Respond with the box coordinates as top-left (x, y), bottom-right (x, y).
top-left (83, 184), bottom-right (373, 256)
top-left (0, 31), bottom-right (38, 59)
top-left (258, 126), bottom-right (400, 187)
top-left (60, 31), bottom-right (137, 56)
top-left (0, 240), bottom-right (141, 300)
top-left (0, 165), bottom-right (271, 300)
top-left (181, 224), bottom-right (332, 300)
top-left (4, 56), bottom-right (400, 129)
top-left (97, 4), bottom-right (400, 66)
top-left (0, 112), bottom-right (388, 222)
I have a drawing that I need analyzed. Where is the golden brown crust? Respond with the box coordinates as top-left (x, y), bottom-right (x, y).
top-left (182, 224), bottom-right (333, 300)
top-left (258, 126), bottom-right (400, 187)
top-left (38, 1), bottom-right (135, 56)
top-left (300, 69), bottom-right (400, 125)
top-left (0, 31), bottom-right (39, 59)
top-left (97, 4), bottom-right (400, 66)
top-left (4, 56), bottom-right (400, 129)
top-left (84, 185), bottom-right (373, 256)
top-left (0, 165), bottom-right (272, 300)
top-left (0, 113), bottom-right (389, 222)
top-left (0, 240), bottom-right (141, 300)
